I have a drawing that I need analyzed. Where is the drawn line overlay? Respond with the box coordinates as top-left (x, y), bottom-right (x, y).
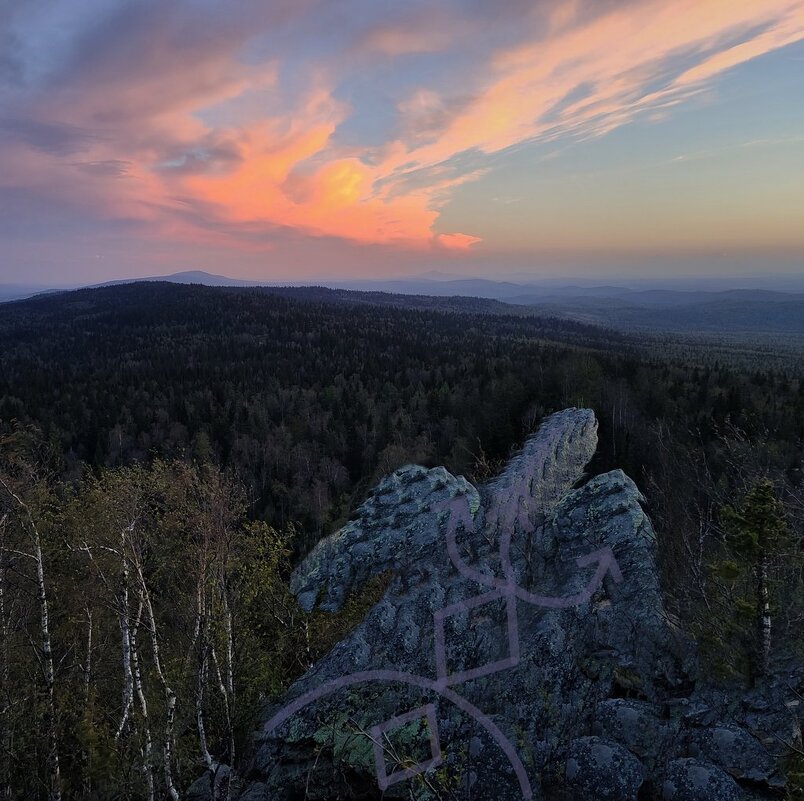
top-left (263, 490), bottom-right (623, 800)
top-left (263, 671), bottom-right (531, 796)
top-left (371, 704), bottom-right (441, 791)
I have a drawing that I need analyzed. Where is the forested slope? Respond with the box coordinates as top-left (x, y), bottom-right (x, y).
top-left (1, 282), bottom-right (801, 543)
top-left (1, 282), bottom-right (803, 798)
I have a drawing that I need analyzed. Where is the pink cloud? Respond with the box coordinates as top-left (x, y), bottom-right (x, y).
top-left (378, 0), bottom-right (804, 176)
top-left (3, 0), bottom-right (803, 260)
top-left (435, 232), bottom-right (482, 251)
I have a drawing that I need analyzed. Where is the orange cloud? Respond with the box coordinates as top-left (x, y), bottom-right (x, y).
top-left (435, 232), bottom-right (482, 250)
top-left (160, 82), bottom-right (481, 250)
top-left (143, 0), bottom-right (804, 253)
top-left (6, 0), bottom-right (803, 259)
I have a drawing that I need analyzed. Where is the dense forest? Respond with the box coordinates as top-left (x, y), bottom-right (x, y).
top-left (1, 282), bottom-right (803, 799)
top-left (2, 284), bottom-right (801, 538)
top-left (0, 284), bottom-right (630, 540)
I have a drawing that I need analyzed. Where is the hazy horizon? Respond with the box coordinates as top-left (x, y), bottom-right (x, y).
top-left (5, 267), bottom-right (804, 297)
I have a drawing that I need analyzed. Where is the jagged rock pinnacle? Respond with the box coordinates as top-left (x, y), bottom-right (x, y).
top-left (196, 408), bottom-right (797, 801)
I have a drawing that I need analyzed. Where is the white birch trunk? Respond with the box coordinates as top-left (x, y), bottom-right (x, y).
top-left (131, 595), bottom-right (154, 801)
top-left (196, 639), bottom-right (214, 771)
top-left (81, 609), bottom-right (93, 801)
top-left (221, 583), bottom-right (236, 772)
top-left (135, 563), bottom-right (180, 801)
top-left (116, 528), bottom-right (134, 741)
top-left (195, 555), bottom-right (214, 773)
top-left (0, 486), bottom-right (61, 800)
top-left (83, 609), bottom-right (92, 704)
top-left (32, 518), bottom-right (61, 801)
top-left (210, 647), bottom-right (234, 801)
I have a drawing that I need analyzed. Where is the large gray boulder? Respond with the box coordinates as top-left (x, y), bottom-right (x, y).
top-left (661, 758), bottom-right (743, 801)
top-left (238, 408), bottom-right (795, 800)
top-left (565, 736), bottom-right (644, 800)
top-left (593, 698), bottom-right (676, 767)
top-left (688, 723), bottom-right (778, 785)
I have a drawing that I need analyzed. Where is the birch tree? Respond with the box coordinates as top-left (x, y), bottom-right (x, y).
top-left (0, 432), bottom-right (62, 801)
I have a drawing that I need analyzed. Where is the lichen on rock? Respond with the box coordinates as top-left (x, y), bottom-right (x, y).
top-left (231, 408), bottom-right (796, 800)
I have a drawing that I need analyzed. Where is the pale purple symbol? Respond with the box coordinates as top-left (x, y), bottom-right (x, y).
top-left (434, 587), bottom-right (520, 687)
top-left (430, 494), bottom-right (623, 609)
top-left (264, 484), bottom-right (624, 801)
top-left (371, 704), bottom-right (441, 791)
top-left (264, 670), bottom-right (532, 798)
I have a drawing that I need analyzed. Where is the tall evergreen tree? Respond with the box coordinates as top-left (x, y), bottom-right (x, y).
top-left (721, 479), bottom-right (795, 682)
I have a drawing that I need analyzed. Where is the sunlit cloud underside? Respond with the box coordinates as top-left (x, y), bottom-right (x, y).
top-left (1, 0), bottom-right (803, 280)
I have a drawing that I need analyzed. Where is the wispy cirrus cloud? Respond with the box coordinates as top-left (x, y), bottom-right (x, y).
top-left (0, 0), bottom-right (803, 274)
top-left (377, 0), bottom-right (804, 170)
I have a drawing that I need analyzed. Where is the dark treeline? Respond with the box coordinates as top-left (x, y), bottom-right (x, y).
top-left (0, 282), bottom-right (803, 798)
top-left (0, 283), bottom-right (630, 544)
top-left (2, 283), bottom-right (801, 543)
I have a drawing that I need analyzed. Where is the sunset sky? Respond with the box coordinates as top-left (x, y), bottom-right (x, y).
top-left (1, 0), bottom-right (803, 284)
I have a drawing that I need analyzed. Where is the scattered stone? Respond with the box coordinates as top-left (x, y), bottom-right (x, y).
top-left (565, 736), bottom-right (644, 800)
top-left (661, 758), bottom-right (743, 801)
top-left (594, 698), bottom-right (673, 761)
top-left (186, 765), bottom-right (232, 801)
top-left (690, 723), bottom-right (777, 786)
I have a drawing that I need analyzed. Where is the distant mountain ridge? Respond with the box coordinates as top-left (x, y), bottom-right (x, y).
top-left (0, 283), bottom-right (66, 302)
top-left (3, 268), bottom-right (803, 296)
top-left (2, 270), bottom-right (802, 336)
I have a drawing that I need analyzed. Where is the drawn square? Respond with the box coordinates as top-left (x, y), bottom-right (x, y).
top-left (433, 588), bottom-right (520, 686)
top-left (370, 704), bottom-right (442, 791)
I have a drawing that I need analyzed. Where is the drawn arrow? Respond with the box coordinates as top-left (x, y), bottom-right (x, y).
top-left (430, 495), bottom-right (500, 589)
top-left (431, 496), bottom-right (623, 608)
top-left (512, 546), bottom-right (624, 609)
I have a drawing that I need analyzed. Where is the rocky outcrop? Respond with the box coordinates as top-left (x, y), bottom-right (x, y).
top-left (565, 736), bottom-right (645, 800)
top-left (230, 408), bottom-right (800, 800)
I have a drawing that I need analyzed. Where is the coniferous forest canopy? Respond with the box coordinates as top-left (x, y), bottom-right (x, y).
top-left (1, 282), bottom-right (803, 799)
